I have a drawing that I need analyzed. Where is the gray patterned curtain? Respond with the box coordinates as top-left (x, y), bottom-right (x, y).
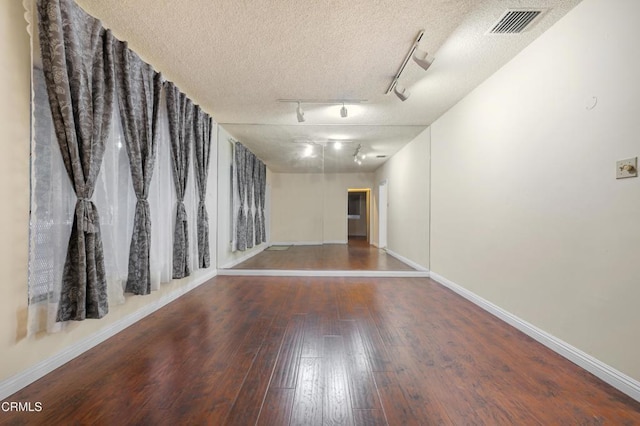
top-left (165, 82), bottom-right (194, 278)
top-left (194, 107), bottom-right (212, 268)
top-left (252, 157), bottom-right (261, 245)
top-left (260, 161), bottom-right (267, 243)
top-left (235, 142), bottom-right (247, 251)
top-left (114, 40), bottom-right (162, 295)
top-left (37, 0), bottom-right (114, 321)
top-left (245, 150), bottom-right (255, 249)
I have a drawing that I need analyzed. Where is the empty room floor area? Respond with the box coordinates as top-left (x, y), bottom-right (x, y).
top-left (232, 242), bottom-right (416, 271)
top-left (2, 276), bottom-right (639, 424)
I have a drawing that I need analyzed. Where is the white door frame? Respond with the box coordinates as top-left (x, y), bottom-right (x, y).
top-left (378, 180), bottom-right (388, 249)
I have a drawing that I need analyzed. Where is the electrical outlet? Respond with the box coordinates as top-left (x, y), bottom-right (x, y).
top-left (616, 157), bottom-right (638, 179)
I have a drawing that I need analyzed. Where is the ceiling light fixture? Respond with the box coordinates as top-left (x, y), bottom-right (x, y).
top-left (340, 103), bottom-right (348, 118)
top-left (334, 141), bottom-right (342, 150)
top-left (386, 29), bottom-right (434, 101)
top-left (353, 144), bottom-right (364, 165)
top-left (302, 144), bottom-right (314, 158)
top-left (413, 48), bottom-right (433, 71)
top-left (394, 84), bottom-right (410, 102)
top-left (296, 102), bottom-right (305, 122)
top-left (278, 99), bottom-right (367, 122)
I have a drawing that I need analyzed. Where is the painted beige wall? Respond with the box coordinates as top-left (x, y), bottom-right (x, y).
top-left (269, 172), bottom-right (374, 244)
top-left (0, 0), bottom-right (32, 384)
top-left (0, 2), bottom-right (216, 391)
top-left (373, 128), bottom-right (430, 269)
top-left (431, 0), bottom-right (640, 381)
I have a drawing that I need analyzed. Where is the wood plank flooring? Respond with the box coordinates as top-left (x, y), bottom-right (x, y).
top-left (233, 240), bottom-right (415, 271)
top-left (2, 277), bottom-right (640, 425)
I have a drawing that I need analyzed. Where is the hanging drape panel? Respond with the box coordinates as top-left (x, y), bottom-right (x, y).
top-left (194, 107), bottom-right (212, 268)
top-left (165, 82), bottom-right (194, 279)
top-left (38, 0), bottom-right (114, 321)
top-left (231, 141), bottom-right (267, 252)
top-left (260, 161), bottom-right (267, 243)
top-left (245, 150), bottom-right (255, 249)
top-left (114, 40), bottom-right (162, 295)
top-left (235, 142), bottom-right (247, 251)
top-left (252, 157), bottom-right (262, 245)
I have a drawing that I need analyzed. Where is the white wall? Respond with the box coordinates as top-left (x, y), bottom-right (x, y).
top-left (0, 2), bottom-right (217, 396)
top-left (216, 125), bottom-right (268, 267)
top-left (430, 0), bottom-right (640, 381)
top-left (373, 128), bottom-right (430, 269)
top-left (269, 172), bottom-right (374, 244)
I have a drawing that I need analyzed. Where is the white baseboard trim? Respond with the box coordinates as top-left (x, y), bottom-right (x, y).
top-left (220, 244), bottom-right (267, 269)
top-left (0, 269), bottom-right (218, 401)
top-left (429, 271), bottom-right (640, 403)
top-left (269, 241), bottom-right (325, 246)
top-left (384, 249), bottom-right (429, 272)
top-left (217, 269), bottom-right (429, 278)
top-left (323, 240), bottom-right (348, 245)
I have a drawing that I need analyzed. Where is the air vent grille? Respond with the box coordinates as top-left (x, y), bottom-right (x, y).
top-left (490, 10), bottom-right (542, 34)
top-left (376, 155), bottom-right (387, 158)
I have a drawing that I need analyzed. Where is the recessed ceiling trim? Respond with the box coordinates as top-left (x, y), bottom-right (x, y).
top-left (488, 9), bottom-right (545, 34)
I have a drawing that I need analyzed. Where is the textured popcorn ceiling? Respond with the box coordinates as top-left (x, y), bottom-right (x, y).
top-left (76, 0), bottom-right (581, 172)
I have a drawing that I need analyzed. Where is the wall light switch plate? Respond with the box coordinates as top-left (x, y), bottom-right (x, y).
top-left (616, 157), bottom-right (637, 179)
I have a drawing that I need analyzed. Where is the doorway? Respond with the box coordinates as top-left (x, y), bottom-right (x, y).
top-left (347, 189), bottom-right (370, 244)
top-left (378, 180), bottom-right (387, 249)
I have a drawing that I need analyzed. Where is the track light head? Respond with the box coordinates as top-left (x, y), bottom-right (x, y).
top-left (394, 84), bottom-right (410, 101)
top-left (296, 102), bottom-right (305, 122)
top-left (340, 103), bottom-right (348, 118)
top-left (413, 49), bottom-right (433, 71)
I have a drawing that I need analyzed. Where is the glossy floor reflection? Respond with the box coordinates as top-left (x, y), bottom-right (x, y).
top-left (232, 238), bottom-right (416, 271)
top-left (3, 276), bottom-right (640, 424)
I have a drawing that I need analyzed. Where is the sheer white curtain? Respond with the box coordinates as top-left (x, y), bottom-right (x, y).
top-left (28, 8), bottom-right (200, 334)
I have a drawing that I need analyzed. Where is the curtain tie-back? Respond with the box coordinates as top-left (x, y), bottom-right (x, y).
top-left (176, 200), bottom-right (188, 222)
top-left (75, 198), bottom-right (99, 234)
top-left (198, 200), bottom-right (208, 222)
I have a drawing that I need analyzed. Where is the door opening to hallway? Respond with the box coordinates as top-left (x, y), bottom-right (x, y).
top-left (347, 189), bottom-right (370, 246)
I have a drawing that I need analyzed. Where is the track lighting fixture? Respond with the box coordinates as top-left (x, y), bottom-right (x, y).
top-left (413, 48), bottom-right (433, 71)
top-left (296, 102), bottom-right (305, 123)
top-left (394, 84), bottom-right (410, 102)
top-left (386, 30), bottom-right (434, 101)
top-left (278, 99), bottom-right (366, 122)
top-left (353, 144), bottom-right (365, 165)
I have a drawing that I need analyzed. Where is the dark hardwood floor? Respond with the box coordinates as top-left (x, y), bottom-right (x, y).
top-left (232, 240), bottom-right (415, 271)
top-left (2, 276), bottom-right (639, 425)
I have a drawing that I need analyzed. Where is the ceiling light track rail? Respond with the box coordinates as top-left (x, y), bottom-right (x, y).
top-left (386, 30), bottom-right (433, 101)
top-left (277, 99), bottom-right (367, 105)
top-left (386, 30), bottom-right (424, 95)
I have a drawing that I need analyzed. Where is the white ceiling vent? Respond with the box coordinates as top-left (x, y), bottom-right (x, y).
top-left (489, 9), bottom-right (544, 34)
